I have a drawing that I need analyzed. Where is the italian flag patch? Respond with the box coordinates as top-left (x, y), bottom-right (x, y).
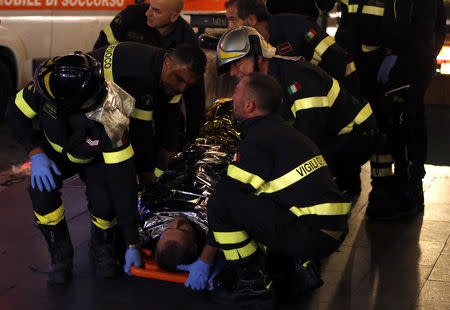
top-left (112, 135), bottom-right (127, 148)
top-left (305, 29), bottom-right (317, 42)
top-left (288, 82), bottom-right (301, 95)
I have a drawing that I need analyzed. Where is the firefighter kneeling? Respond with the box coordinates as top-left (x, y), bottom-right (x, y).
top-left (179, 73), bottom-right (350, 304)
top-left (6, 53), bottom-right (142, 284)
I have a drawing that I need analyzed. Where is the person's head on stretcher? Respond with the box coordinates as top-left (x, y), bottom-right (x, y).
top-left (155, 216), bottom-right (204, 271)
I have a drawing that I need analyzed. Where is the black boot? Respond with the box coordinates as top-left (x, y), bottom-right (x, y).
top-left (291, 259), bottom-right (324, 296)
top-left (89, 225), bottom-right (122, 278)
top-left (211, 254), bottom-right (273, 305)
top-left (38, 220), bottom-right (74, 285)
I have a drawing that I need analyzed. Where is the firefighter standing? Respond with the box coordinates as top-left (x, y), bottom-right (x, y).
top-left (225, 0), bottom-right (360, 96)
top-left (265, 0), bottom-right (336, 20)
top-left (217, 27), bottom-right (376, 196)
top-left (180, 73), bottom-right (350, 303)
top-left (5, 53), bottom-right (142, 284)
top-left (88, 42), bottom-right (206, 186)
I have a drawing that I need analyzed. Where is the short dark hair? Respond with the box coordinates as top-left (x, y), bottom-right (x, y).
top-left (168, 43), bottom-right (207, 77)
top-left (225, 0), bottom-right (270, 22)
top-left (245, 72), bottom-right (282, 114)
top-left (155, 219), bottom-right (204, 272)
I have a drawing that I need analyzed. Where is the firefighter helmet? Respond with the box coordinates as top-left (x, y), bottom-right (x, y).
top-left (34, 52), bottom-right (106, 113)
top-left (216, 26), bottom-right (277, 71)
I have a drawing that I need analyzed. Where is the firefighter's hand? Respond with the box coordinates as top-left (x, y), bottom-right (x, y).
top-left (124, 248), bottom-right (142, 275)
top-left (377, 55), bottom-right (398, 84)
top-left (177, 258), bottom-right (211, 290)
top-left (30, 153), bottom-right (61, 192)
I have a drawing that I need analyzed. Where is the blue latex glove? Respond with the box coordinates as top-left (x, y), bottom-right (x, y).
top-left (207, 256), bottom-right (227, 290)
top-left (377, 54), bottom-right (398, 84)
top-left (124, 248), bottom-right (142, 275)
top-left (30, 153), bottom-right (61, 192)
top-left (177, 258), bottom-right (211, 290)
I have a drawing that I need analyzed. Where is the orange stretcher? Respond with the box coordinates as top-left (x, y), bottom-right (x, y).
top-left (129, 249), bottom-right (189, 284)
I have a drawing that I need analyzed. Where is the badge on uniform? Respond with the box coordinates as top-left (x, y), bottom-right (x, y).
top-left (83, 137), bottom-right (101, 150)
top-left (43, 103), bottom-right (58, 120)
top-left (305, 29), bottom-right (317, 42)
top-left (288, 82), bottom-right (301, 95)
top-left (233, 153), bottom-right (241, 163)
top-left (276, 42), bottom-right (293, 55)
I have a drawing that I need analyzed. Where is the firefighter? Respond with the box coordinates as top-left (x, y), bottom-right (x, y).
top-left (88, 42), bottom-right (206, 186)
top-left (5, 53), bottom-right (142, 284)
top-left (93, 0), bottom-right (206, 161)
top-left (225, 0), bottom-right (360, 96)
top-left (217, 26), bottom-right (376, 196)
top-left (180, 73), bottom-right (350, 303)
top-left (265, 0), bottom-right (336, 20)
top-left (365, 0), bottom-right (446, 219)
top-left (93, 0), bottom-right (196, 50)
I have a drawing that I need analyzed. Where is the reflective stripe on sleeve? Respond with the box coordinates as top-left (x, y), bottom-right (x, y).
top-left (291, 78), bottom-right (340, 115)
top-left (44, 132), bottom-right (94, 164)
top-left (338, 102), bottom-right (373, 135)
top-left (103, 143), bottom-right (134, 164)
top-left (346, 61), bottom-right (356, 76)
top-left (103, 43), bottom-right (118, 83)
top-left (35, 205), bottom-right (65, 225)
top-left (15, 89), bottom-right (37, 119)
top-left (289, 202), bottom-right (351, 217)
top-left (103, 25), bottom-right (119, 45)
top-left (222, 240), bottom-right (258, 261)
top-left (213, 231), bottom-right (249, 245)
top-left (91, 214), bottom-right (118, 230)
top-left (131, 108), bottom-right (153, 121)
top-left (227, 164), bottom-right (266, 190)
top-left (256, 155), bottom-right (327, 195)
top-left (169, 94), bottom-right (182, 104)
top-left (361, 45), bottom-right (380, 52)
top-left (311, 36), bottom-right (336, 65)
top-left (362, 5), bottom-right (384, 16)
top-left (347, 4), bottom-right (358, 12)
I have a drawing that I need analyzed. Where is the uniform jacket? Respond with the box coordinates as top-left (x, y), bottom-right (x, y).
top-left (6, 82), bottom-right (139, 244)
top-left (268, 57), bottom-right (375, 147)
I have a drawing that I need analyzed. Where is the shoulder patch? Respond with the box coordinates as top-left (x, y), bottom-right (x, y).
top-left (305, 29), bottom-right (317, 42)
top-left (277, 42), bottom-right (293, 55)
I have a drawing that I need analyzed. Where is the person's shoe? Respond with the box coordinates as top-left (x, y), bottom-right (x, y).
top-left (291, 260), bottom-right (324, 296)
top-left (89, 225), bottom-right (122, 278)
top-left (211, 259), bottom-right (273, 305)
top-left (38, 220), bottom-right (74, 285)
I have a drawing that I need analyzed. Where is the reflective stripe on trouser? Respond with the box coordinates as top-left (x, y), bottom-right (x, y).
top-left (213, 230), bottom-right (259, 261)
top-left (370, 154), bottom-right (393, 177)
top-left (34, 204), bottom-right (65, 225)
top-left (91, 213), bottom-right (118, 230)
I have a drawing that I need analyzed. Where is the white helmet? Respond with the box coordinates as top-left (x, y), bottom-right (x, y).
top-left (216, 26), bottom-right (277, 71)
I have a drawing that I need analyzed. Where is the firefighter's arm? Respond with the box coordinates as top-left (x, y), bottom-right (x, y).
top-left (102, 132), bottom-right (140, 246)
top-left (6, 82), bottom-right (43, 154)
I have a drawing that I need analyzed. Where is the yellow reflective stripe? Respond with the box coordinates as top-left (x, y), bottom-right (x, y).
top-left (346, 61), bottom-right (356, 76)
top-left (289, 202), bottom-right (351, 217)
top-left (258, 243), bottom-right (268, 254)
top-left (341, 0), bottom-right (348, 6)
top-left (35, 205), bottom-right (65, 225)
top-left (256, 155), bottom-right (327, 195)
top-left (131, 108), bottom-right (153, 121)
top-left (103, 43), bottom-right (118, 83)
top-left (338, 102), bottom-right (373, 135)
top-left (44, 72), bottom-right (55, 99)
top-left (311, 36), bottom-right (336, 65)
top-left (227, 164), bottom-right (265, 190)
top-left (222, 240), bottom-right (258, 261)
top-left (103, 25), bottom-right (119, 45)
top-left (15, 89), bottom-right (37, 119)
top-left (67, 153), bottom-right (94, 164)
top-left (91, 214), bottom-right (118, 230)
top-left (45, 132), bottom-right (63, 153)
top-left (361, 44), bottom-right (380, 52)
top-left (362, 5), bottom-right (384, 16)
top-left (103, 143), bottom-right (134, 164)
top-left (370, 154), bottom-right (393, 164)
top-left (213, 231), bottom-right (249, 245)
top-left (371, 167), bottom-right (393, 177)
top-left (168, 94), bottom-right (182, 104)
top-left (291, 78), bottom-right (340, 115)
top-left (348, 4), bottom-right (358, 12)
top-left (154, 167), bottom-right (165, 178)
top-left (218, 48), bottom-right (244, 60)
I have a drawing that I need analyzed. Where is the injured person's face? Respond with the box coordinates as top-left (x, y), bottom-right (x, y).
top-left (155, 216), bottom-right (201, 271)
